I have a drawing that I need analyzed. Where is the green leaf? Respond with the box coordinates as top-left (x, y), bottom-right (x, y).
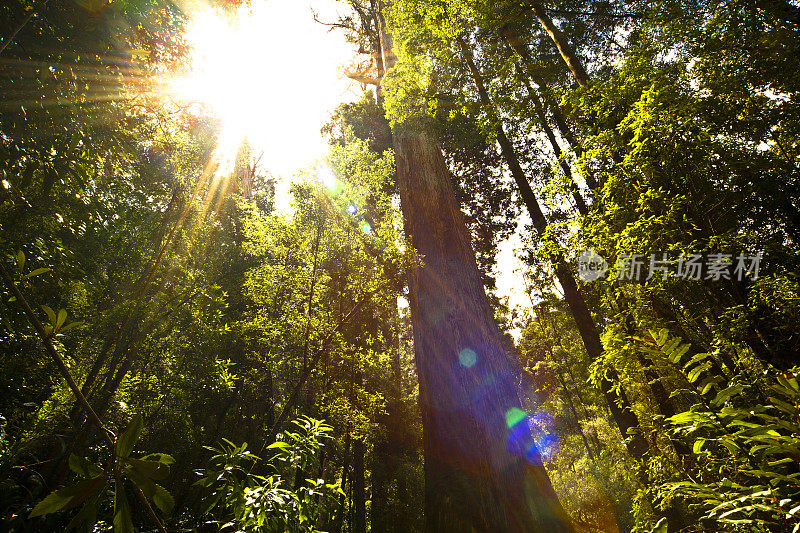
top-left (126, 457), bottom-right (170, 481)
top-left (29, 475), bottom-right (105, 518)
top-left (767, 457), bottom-right (793, 467)
top-left (124, 462), bottom-right (156, 499)
top-left (141, 452), bottom-right (175, 465)
top-left (667, 411), bottom-right (707, 425)
top-left (668, 343), bottom-right (690, 364)
top-left (59, 321), bottom-right (83, 333)
top-left (68, 454), bottom-right (101, 478)
top-left (719, 438), bottom-right (741, 455)
top-left (777, 374), bottom-right (800, 394)
top-left (114, 481), bottom-right (133, 533)
top-left (202, 491), bottom-right (224, 515)
top-left (687, 361), bottom-right (712, 383)
top-left (713, 384), bottom-right (745, 406)
top-left (41, 305), bottom-right (56, 326)
top-left (116, 415), bottom-right (143, 458)
top-left (65, 491), bottom-right (102, 532)
top-left (152, 484), bottom-right (174, 514)
top-left (29, 491), bottom-right (72, 518)
top-left (56, 309), bottom-right (67, 329)
top-left (23, 267), bottom-right (50, 280)
top-left (16, 250), bottom-right (25, 273)
top-left (693, 438), bottom-right (706, 453)
top-left (769, 396), bottom-right (796, 415)
top-left (727, 420), bottom-right (761, 429)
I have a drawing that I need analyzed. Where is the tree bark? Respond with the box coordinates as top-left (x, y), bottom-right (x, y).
top-left (353, 437), bottom-right (367, 533)
top-left (523, 2), bottom-right (590, 86)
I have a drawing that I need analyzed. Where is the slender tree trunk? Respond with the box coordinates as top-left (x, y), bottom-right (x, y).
top-left (500, 26), bottom-right (598, 191)
top-left (555, 370), bottom-right (597, 463)
top-left (332, 435), bottom-right (351, 533)
top-left (353, 437), bottom-right (367, 533)
top-left (515, 69), bottom-right (598, 191)
top-left (523, 2), bottom-right (590, 86)
top-left (518, 75), bottom-right (591, 208)
top-left (460, 40), bottom-right (588, 217)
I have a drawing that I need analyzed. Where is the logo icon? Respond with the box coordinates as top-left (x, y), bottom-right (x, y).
top-left (577, 249), bottom-right (608, 282)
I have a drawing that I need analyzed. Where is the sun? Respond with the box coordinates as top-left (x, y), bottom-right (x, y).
top-left (168, 0), bottom-right (358, 179)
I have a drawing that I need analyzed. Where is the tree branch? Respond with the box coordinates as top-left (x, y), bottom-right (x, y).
top-left (0, 262), bottom-right (114, 448)
top-left (0, 0), bottom-right (49, 56)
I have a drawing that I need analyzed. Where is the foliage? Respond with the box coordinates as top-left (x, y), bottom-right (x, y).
top-left (636, 329), bottom-right (800, 532)
top-left (27, 415), bottom-right (175, 532)
top-left (2, 0), bottom-right (800, 530)
top-left (195, 417), bottom-right (342, 532)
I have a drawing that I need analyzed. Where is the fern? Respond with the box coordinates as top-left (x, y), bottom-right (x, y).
top-left (637, 329), bottom-right (800, 531)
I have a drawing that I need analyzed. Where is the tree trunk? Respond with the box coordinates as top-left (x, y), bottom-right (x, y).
top-left (353, 437), bottom-right (367, 533)
top-left (393, 130), bottom-right (573, 532)
top-left (524, 2), bottom-right (590, 86)
top-left (332, 435), bottom-right (351, 533)
top-left (460, 40), bottom-right (588, 216)
top-left (376, 7), bottom-right (573, 530)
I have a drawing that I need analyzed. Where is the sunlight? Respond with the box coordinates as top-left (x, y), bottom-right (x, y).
top-left (170, 0), bottom-right (357, 192)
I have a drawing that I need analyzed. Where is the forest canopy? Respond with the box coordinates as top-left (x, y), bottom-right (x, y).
top-left (0, 0), bottom-right (798, 532)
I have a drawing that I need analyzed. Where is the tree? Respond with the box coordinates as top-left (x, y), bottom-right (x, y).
top-left (376, 3), bottom-right (573, 530)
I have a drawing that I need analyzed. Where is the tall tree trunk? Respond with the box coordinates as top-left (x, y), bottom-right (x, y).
top-left (523, 2), bottom-right (590, 86)
top-left (353, 437), bottom-right (367, 533)
top-left (460, 40), bottom-right (588, 216)
top-left (376, 7), bottom-right (573, 530)
top-left (459, 39), bottom-right (647, 459)
top-left (393, 126), bottom-right (573, 532)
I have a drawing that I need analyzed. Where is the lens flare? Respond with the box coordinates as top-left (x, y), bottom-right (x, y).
top-left (536, 433), bottom-right (561, 460)
top-left (317, 166), bottom-right (342, 194)
top-left (458, 348), bottom-right (477, 368)
top-left (505, 407), bottom-right (526, 428)
top-left (505, 408), bottom-right (561, 464)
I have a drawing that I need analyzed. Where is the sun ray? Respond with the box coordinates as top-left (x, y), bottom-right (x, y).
top-left (161, 0), bottom-right (358, 211)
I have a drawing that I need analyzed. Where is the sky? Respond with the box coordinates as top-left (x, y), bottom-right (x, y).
top-left (175, 0), bottom-right (530, 337)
